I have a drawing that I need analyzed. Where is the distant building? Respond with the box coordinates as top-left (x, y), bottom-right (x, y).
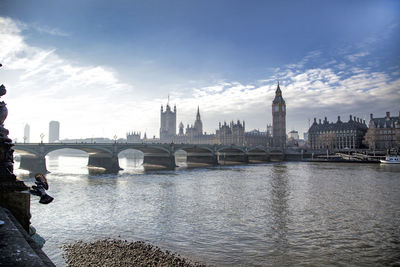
top-left (185, 107), bottom-right (204, 138)
top-left (303, 132), bottom-right (308, 142)
top-left (173, 107), bottom-right (217, 144)
top-left (245, 129), bottom-right (271, 146)
top-left (24, 124), bottom-right (30, 143)
top-left (146, 93), bottom-right (274, 146)
top-left (216, 120), bottom-right (245, 145)
top-left (272, 82), bottom-right (286, 148)
top-left (288, 130), bottom-right (299, 140)
top-left (364, 112), bottom-right (400, 150)
top-left (287, 130), bottom-right (299, 147)
top-left (160, 100), bottom-right (176, 142)
top-left (308, 115), bottom-right (368, 150)
top-left (49, 121), bottom-right (60, 143)
top-left (126, 131), bottom-right (141, 143)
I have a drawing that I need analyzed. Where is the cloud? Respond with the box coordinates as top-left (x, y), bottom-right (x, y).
top-left (0, 17), bottom-right (139, 141)
top-left (346, 52), bottom-right (370, 62)
top-left (30, 23), bottom-right (69, 37)
top-left (1, 16), bottom-right (399, 142)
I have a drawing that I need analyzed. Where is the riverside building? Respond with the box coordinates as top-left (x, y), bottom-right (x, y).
top-left (308, 115), bottom-right (368, 150)
top-left (364, 112), bottom-right (400, 150)
top-left (128, 84), bottom-right (288, 146)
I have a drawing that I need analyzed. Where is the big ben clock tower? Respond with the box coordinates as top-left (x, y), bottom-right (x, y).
top-left (272, 82), bottom-right (286, 148)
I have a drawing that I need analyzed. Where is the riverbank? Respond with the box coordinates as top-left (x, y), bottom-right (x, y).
top-left (63, 239), bottom-right (206, 267)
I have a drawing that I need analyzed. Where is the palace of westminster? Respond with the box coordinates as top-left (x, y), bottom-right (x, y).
top-left (128, 83), bottom-right (287, 148)
top-left (127, 82), bottom-right (400, 150)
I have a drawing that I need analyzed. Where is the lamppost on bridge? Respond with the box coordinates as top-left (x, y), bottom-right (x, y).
top-left (40, 133), bottom-right (45, 143)
top-left (23, 136), bottom-right (27, 143)
top-left (113, 134), bottom-right (117, 143)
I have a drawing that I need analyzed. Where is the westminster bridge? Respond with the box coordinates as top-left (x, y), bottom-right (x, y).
top-left (13, 142), bottom-right (286, 173)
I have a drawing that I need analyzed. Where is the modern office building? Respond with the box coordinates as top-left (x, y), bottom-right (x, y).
top-left (24, 124), bottom-right (30, 143)
top-left (49, 121), bottom-right (60, 143)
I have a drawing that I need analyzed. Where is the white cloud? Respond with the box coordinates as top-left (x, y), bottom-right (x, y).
top-left (1, 16), bottom-right (399, 142)
top-left (346, 51), bottom-right (370, 62)
top-left (30, 23), bottom-right (69, 37)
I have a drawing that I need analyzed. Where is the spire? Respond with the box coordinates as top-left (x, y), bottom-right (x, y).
top-left (272, 81), bottom-right (285, 104)
top-left (196, 106), bottom-right (201, 120)
top-left (275, 81), bottom-right (282, 96)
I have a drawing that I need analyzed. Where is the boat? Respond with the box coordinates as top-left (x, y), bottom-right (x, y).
top-left (380, 156), bottom-right (400, 164)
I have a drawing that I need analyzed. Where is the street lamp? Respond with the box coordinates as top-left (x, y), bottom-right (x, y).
top-left (40, 133), bottom-right (45, 143)
top-left (113, 134), bottom-right (117, 143)
top-left (23, 136), bottom-right (27, 143)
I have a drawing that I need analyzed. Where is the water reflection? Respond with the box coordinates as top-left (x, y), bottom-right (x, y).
top-left (268, 164), bottom-right (291, 265)
top-left (22, 156), bottom-right (400, 267)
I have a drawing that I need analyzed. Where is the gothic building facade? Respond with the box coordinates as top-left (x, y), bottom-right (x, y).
top-left (216, 120), bottom-right (245, 145)
top-left (160, 102), bottom-right (176, 142)
top-left (272, 83), bottom-right (286, 148)
top-left (174, 107), bottom-right (217, 144)
top-left (130, 88), bottom-right (279, 146)
top-left (308, 115), bottom-right (368, 150)
top-left (364, 112), bottom-right (400, 150)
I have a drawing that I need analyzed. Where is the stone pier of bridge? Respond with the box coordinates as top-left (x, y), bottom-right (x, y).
top-left (19, 155), bottom-right (48, 174)
top-left (87, 154), bottom-right (121, 173)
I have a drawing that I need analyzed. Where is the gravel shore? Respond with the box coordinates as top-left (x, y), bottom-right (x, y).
top-left (63, 239), bottom-right (207, 267)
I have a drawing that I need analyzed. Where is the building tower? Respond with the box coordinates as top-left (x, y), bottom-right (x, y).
top-left (49, 121), bottom-right (60, 143)
top-left (178, 122), bottom-right (184, 135)
top-left (160, 98), bottom-right (177, 142)
top-left (24, 124), bottom-right (30, 143)
top-left (272, 82), bottom-right (286, 148)
top-left (193, 106), bottom-right (203, 136)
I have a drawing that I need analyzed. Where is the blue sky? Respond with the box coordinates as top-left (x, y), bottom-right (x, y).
top-left (0, 0), bottom-right (399, 141)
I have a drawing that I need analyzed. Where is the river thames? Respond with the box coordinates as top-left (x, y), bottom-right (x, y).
top-left (15, 155), bottom-right (400, 266)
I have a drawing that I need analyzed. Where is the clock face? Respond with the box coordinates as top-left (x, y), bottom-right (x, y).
top-left (274, 105), bottom-right (279, 112)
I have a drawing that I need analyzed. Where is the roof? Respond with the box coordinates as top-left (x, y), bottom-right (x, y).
top-left (369, 116), bottom-right (400, 129)
top-left (309, 118), bottom-right (367, 133)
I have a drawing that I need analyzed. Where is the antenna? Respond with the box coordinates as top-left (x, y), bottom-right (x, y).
top-left (167, 94), bottom-right (170, 105)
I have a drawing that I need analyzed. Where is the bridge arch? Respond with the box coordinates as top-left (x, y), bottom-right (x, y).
top-left (216, 146), bottom-right (247, 154)
top-left (216, 146), bottom-right (248, 165)
top-left (43, 144), bottom-right (113, 157)
top-left (247, 146), bottom-right (269, 153)
top-left (46, 148), bottom-right (89, 174)
top-left (117, 148), bottom-right (144, 171)
top-left (247, 146), bottom-right (270, 163)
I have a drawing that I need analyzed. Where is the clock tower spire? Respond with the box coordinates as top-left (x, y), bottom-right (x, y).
top-left (272, 82), bottom-right (286, 148)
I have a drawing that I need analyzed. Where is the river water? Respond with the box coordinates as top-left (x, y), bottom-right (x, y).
top-left (15, 155), bottom-right (400, 266)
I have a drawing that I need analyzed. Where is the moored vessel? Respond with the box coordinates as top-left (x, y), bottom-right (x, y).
top-left (380, 156), bottom-right (400, 164)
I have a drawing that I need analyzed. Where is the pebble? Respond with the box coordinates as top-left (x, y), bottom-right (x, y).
top-left (62, 239), bottom-right (207, 267)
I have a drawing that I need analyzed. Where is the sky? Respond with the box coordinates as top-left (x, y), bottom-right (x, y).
top-left (0, 0), bottom-right (399, 142)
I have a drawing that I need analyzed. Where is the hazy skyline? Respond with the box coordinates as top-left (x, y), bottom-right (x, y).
top-left (0, 0), bottom-right (399, 142)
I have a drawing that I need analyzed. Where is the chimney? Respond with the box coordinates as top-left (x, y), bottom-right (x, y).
top-left (349, 115), bottom-right (353, 121)
top-left (337, 116), bottom-right (341, 122)
top-left (314, 118), bottom-right (317, 123)
top-left (386, 112), bottom-right (390, 119)
top-left (319, 119), bottom-right (321, 124)
top-left (324, 117), bottom-right (328, 123)
top-left (370, 113), bottom-right (373, 120)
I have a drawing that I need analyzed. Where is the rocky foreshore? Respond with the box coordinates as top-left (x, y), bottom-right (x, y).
top-left (63, 239), bottom-right (207, 267)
